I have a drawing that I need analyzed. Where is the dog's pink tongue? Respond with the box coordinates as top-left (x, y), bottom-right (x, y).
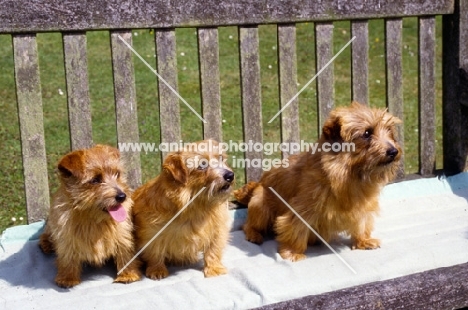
top-left (108, 204), bottom-right (127, 222)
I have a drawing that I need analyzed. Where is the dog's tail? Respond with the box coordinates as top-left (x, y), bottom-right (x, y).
top-left (233, 181), bottom-right (260, 206)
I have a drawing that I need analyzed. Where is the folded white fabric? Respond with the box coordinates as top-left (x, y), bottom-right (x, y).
top-left (1, 173), bottom-right (468, 310)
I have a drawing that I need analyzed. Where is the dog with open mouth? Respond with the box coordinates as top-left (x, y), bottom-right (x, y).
top-left (39, 144), bottom-right (141, 288)
top-left (132, 139), bottom-right (234, 279)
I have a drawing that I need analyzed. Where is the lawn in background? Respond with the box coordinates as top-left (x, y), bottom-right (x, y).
top-left (0, 17), bottom-right (443, 231)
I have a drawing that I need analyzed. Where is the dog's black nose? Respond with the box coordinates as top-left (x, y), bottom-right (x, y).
top-left (386, 147), bottom-right (399, 159)
top-left (223, 171), bottom-right (234, 183)
top-left (115, 191), bottom-right (126, 203)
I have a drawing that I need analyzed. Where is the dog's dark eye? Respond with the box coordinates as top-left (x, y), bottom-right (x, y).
top-left (363, 129), bottom-right (373, 139)
top-left (90, 175), bottom-right (102, 184)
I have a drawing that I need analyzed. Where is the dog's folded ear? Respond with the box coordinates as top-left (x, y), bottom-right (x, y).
top-left (58, 150), bottom-right (85, 179)
top-left (322, 112), bottom-right (342, 142)
top-left (163, 153), bottom-right (189, 185)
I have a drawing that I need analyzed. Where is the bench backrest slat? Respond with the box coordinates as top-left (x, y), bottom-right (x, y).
top-left (315, 23), bottom-right (334, 132)
top-left (418, 17), bottom-right (437, 177)
top-left (110, 30), bottom-right (142, 189)
top-left (351, 20), bottom-right (369, 105)
top-left (385, 19), bottom-right (405, 178)
top-left (13, 34), bottom-right (50, 223)
top-left (198, 28), bottom-right (223, 142)
top-left (239, 26), bottom-right (263, 182)
top-left (156, 29), bottom-right (181, 159)
top-left (63, 32), bottom-right (93, 150)
top-left (278, 24), bottom-right (300, 158)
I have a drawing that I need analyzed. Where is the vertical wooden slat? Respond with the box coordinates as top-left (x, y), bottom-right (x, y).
top-left (315, 22), bottom-right (334, 132)
top-left (198, 27), bottom-right (222, 142)
top-left (110, 30), bottom-right (142, 189)
top-left (155, 29), bottom-right (181, 159)
top-left (442, 0), bottom-right (468, 175)
top-left (239, 26), bottom-right (262, 182)
top-left (351, 20), bottom-right (369, 105)
top-left (13, 34), bottom-right (50, 223)
top-left (385, 19), bottom-right (405, 178)
top-left (63, 32), bottom-right (93, 150)
top-left (418, 17), bottom-right (436, 176)
top-left (277, 24), bottom-right (299, 158)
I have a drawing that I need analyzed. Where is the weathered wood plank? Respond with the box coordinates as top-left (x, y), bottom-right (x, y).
top-left (277, 24), bottom-right (299, 158)
top-left (385, 19), bottom-right (405, 178)
top-left (110, 30), bottom-right (141, 189)
top-left (198, 28), bottom-right (222, 142)
top-left (12, 34), bottom-right (50, 223)
top-left (351, 20), bottom-right (369, 105)
top-left (257, 262), bottom-right (468, 310)
top-left (443, 0), bottom-right (468, 175)
top-left (418, 17), bottom-right (436, 176)
top-left (62, 32), bottom-right (93, 150)
top-left (239, 26), bottom-right (262, 182)
top-left (155, 29), bottom-right (181, 160)
top-left (0, 0), bottom-right (454, 33)
top-left (315, 22), bottom-right (334, 131)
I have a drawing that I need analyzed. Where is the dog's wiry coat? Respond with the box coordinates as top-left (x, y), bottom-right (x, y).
top-left (39, 145), bottom-right (141, 287)
top-left (133, 140), bottom-right (234, 279)
top-left (235, 102), bottom-right (402, 261)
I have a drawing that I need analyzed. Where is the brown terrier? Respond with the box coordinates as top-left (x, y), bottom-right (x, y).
top-left (132, 140), bottom-right (234, 279)
top-left (235, 102), bottom-right (402, 262)
top-left (39, 145), bottom-right (141, 288)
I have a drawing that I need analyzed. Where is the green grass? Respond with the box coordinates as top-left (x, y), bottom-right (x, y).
top-left (0, 17), bottom-right (444, 232)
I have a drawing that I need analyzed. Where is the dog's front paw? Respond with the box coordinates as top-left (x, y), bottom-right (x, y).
top-left (203, 264), bottom-right (227, 277)
top-left (38, 233), bottom-right (54, 254)
top-left (55, 276), bottom-right (81, 288)
top-left (352, 238), bottom-right (381, 250)
top-left (243, 227), bottom-right (264, 245)
top-left (114, 270), bottom-right (141, 284)
top-left (146, 264), bottom-right (169, 280)
top-left (279, 250), bottom-right (306, 262)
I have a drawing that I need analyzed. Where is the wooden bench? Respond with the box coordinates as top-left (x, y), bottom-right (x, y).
top-left (1, 0), bottom-right (467, 308)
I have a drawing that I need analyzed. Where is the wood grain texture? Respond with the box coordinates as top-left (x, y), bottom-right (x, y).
top-left (315, 22), bottom-right (334, 132)
top-left (257, 262), bottom-right (468, 310)
top-left (277, 24), bottom-right (299, 158)
top-left (198, 28), bottom-right (222, 142)
top-left (351, 20), bottom-right (369, 105)
top-left (239, 26), bottom-right (262, 182)
top-left (0, 0), bottom-right (453, 33)
top-left (442, 0), bottom-right (468, 175)
top-left (13, 34), bottom-right (50, 223)
top-left (155, 29), bottom-right (181, 160)
top-left (418, 17), bottom-right (436, 176)
top-left (63, 32), bottom-right (93, 150)
top-left (110, 30), bottom-right (141, 189)
top-left (385, 19), bottom-right (405, 179)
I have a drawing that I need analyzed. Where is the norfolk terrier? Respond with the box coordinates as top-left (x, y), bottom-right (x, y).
top-left (39, 145), bottom-right (141, 288)
top-left (235, 102), bottom-right (402, 261)
top-left (132, 140), bottom-right (234, 279)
